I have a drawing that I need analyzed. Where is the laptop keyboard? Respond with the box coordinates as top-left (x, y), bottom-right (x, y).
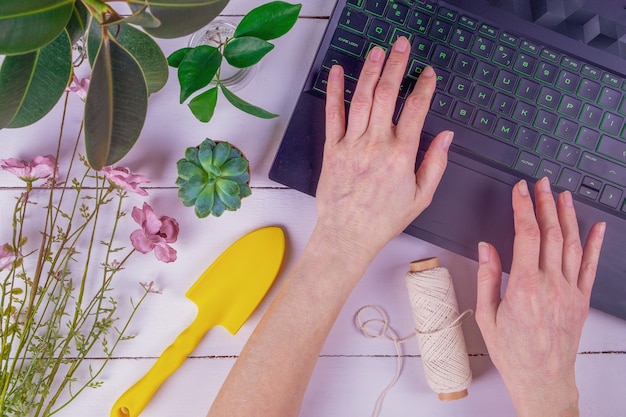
top-left (313, 0), bottom-right (626, 215)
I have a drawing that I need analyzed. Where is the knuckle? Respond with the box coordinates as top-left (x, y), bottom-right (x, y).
top-left (404, 91), bottom-right (429, 111)
top-left (519, 222), bottom-right (541, 241)
top-left (543, 224), bottom-right (564, 244)
top-left (373, 81), bottom-right (397, 103)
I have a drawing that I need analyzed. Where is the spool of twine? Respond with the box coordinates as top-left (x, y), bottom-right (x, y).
top-left (405, 257), bottom-right (472, 401)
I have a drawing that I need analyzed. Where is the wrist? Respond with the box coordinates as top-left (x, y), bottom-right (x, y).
top-left (508, 376), bottom-right (579, 417)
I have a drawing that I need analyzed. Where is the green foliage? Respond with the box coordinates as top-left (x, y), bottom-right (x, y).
top-left (168, 1), bottom-right (301, 123)
top-left (0, 0), bottom-right (230, 169)
top-left (176, 139), bottom-right (251, 218)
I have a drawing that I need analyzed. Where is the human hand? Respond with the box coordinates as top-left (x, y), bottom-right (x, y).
top-left (315, 37), bottom-right (453, 260)
top-left (476, 177), bottom-right (606, 417)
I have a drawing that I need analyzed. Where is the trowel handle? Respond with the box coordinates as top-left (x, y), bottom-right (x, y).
top-left (110, 317), bottom-right (209, 417)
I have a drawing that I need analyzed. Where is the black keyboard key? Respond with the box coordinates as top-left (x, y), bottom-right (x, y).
top-left (558, 95), bottom-right (582, 118)
top-left (597, 135), bottom-right (626, 164)
top-left (516, 78), bottom-right (540, 101)
top-left (474, 61), bottom-right (497, 84)
top-left (438, 7), bottom-right (457, 22)
top-left (471, 36), bottom-right (495, 59)
top-left (314, 70), bottom-right (357, 101)
top-left (431, 44), bottom-right (454, 68)
top-left (579, 152), bottom-right (626, 187)
top-left (367, 19), bottom-right (391, 43)
top-left (386, 2), bottom-right (409, 25)
top-left (429, 19), bottom-right (452, 42)
top-left (581, 64), bottom-right (601, 79)
top-left (600, 184), bottom-right (623, 208)
top-left (450, 27), bottom-right (473, 50)
top-left (500, 32), bottom-right (518, 46)
top-left (331, 28), bottom-right (367, 57)
top-left (494, 118), bottom-right (517, 141)
top-left (494, 70), bottom-right (518, 93)
top-left (537, 86), bottom-right (561, 110)
top-left (512, 101), bottom-right (536, 124)
top-left (322, 49), bottom-right (363, 80)
top-left (583, 176), bottom-right (602, 190)
top-left (459, 15), bottom-right (478, 30)
top-left (431, 92), bottom-right (453, 115)
top-left (557, 168), bottom-right (581, 192)
top-left (416, 0), bottom-right (437, 14)
top-left (580, 185), bottom-right (599, 200)
top-left (557, 143), bottom-right (581, 166)
top-left (535, 61), bottom-right (558, 84)
top-left (411, 36), bottom-right (432, 60)
top-left (348, 0), bottom-right (364, 7)
top-left (540, 48), bottom-right (560, 63)
top-left (538, 160), bottom-right (560, 183)
top-left (516, 151), bottom-right (540, 176)
top-left (493, 44), bottom-right (515, 67)
top-left (451, 101), bottom-right (475, 124)
top-left (435, 69), bottom-right (452, 90)
top-left (513, 53), bottom-right (537, 77)
top-left (561, 56), bottom-right (581, 71)
top-left (407, 58), bottom-right (427, 79)
top-left (534, 109), bottom-right (558, 133)
top-left (473, 109), bottom-right (497, 132)
top-left (537, 135), bottom-right (559, 158)
top-left (576, 127), bottom-right (600, 150)
top-left (598, 86), bottom-right (622, 111)
top-left (471, 84), bottom-right (494, 107)
top-left (365, 0), bottom-right (387, 16)
top-left (391, 27), bottom-right (412, 44)
top-left (600, 113), bottom-right (624, 136)
top-left (491, 92), bottom-right (515, 116)
top-left (452, 54), bottom-right (475, 77)
top-left (478, 23), bottom-right (498, 38)
top-left (515, 126), bottom-right (539, 149)
top-left (577, 79), bottom-right (601, 101)
top-left (556, 70), bottom-right (580, 94)
top-left (554, 119), bottom-right (578, 142)
top-left (602, 73), bottom-right (621, 89)
top-left (449, 75), bottom-right (471, 99)
top-left (579, 103), bottom-right (602, 127)
top-left (520, 39), bottom-right (539, 55)
top-left (339, 7), bottom-right (369, 33)
top-left (407, 11), bottom-right (430, 34)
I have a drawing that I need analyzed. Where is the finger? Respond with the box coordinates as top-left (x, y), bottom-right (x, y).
top-left (325, 65), bottom-right (346, 147)
top-left (367, 37), bottom-right (411, 130)
top-left (476, 241), bottom-right (503, 330)
top-left (395, 66), bottom-right (437, 152)
top-left (556, 191), bottom-right (583, 283)
top-left (345, 46), bottom-right (385, 138)
top-left (413, 130), bottom-right (453, 211)
top-left (578, 221), bottom-right (606, 297)
top-left (510, 180), bottom-right (541, 275)
top-left (534, 177), bottom-right (563, 273)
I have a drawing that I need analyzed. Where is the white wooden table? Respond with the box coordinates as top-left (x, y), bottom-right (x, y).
top-left (1, 1), bottom-right (625, 416)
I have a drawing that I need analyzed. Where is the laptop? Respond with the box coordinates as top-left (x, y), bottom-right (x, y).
top-left (269, 0), bottom-right (626, 320)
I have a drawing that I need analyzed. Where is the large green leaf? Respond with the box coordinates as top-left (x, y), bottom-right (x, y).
top-left (188, 86), bottom-right (218, 122)
top-left (223, 36), bottom-right (274, 68)
top-left (84, 35), bottom-right (148, 170)
top-left (65, 1), bottom-right (89, 45)
top-left (0, 31), bottom-right (72, 129)
top-left (128, 0), bottom-right (230, 39)
top-left (0, 0), bottom-right (74, 55)
top-left (87, 22), bottom-right (167, 94)
top-left (220, 84), bottom-right (278, 119)
top-left (233, 2), bottom-right (301, 41)
top-left (177, 45), bottom-right (221, 103)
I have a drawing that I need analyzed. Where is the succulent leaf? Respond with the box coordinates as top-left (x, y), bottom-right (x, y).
top-left (176, 138), bottom-right (251, 218)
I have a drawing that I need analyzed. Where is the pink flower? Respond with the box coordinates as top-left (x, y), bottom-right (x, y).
top-left (130, 203), bottom-right (179, 263)
top-left (1, 155), bottom-right (58, 182)
top-left (102, 166), bottom-right (150, 196)
top-left (66, 74), bottom-right (90, 100)
top-left (0, 244), bottom-right (17, 271)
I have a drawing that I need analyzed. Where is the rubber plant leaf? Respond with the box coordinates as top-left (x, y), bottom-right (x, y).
top-left (84, 34), bottom-right (148, 170)
top-left (233, 2), bottom-right (302, 41)
top-left (0, 0), bottom-right (74, 55)
top-left (87, 22), bottom-right (168, 94)
top-left (223, 36), bottom-right (274, 69)
top-left (0, 30), bottom-right (72, 129)
top-left (177, 45), bottom-right (221, 103)
top-left (65, 1), bottom-right (89, 45)
top-left (220, 84), bottom-right (278, 119)
top-left (128, 0), bottom-right (230, 39)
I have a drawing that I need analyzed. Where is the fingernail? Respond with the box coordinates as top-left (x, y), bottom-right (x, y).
top-left (421, 66), bottom-right (435, 78)
top-left (538, 176), bottom-right (550, 192)
top-left (517, 179), bottom-right (529, 196)
top-left (393, 37), bottom-right (408, 52)
top-left (440, 131), bottom-right (454, 150)
top-left (329, 65), bottom-right (342, 80)
top-left (368, 47), bottom-right (384, 62)
top-left (478, 242), bottom-right (490, 264)
top-left (562, 190), bottom-right (574, 207)
top-left (598, 222), bottom-right (606, 238)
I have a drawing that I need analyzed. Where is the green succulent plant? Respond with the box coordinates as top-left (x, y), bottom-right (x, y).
top-left (176, 138), bottom-right (251, 218)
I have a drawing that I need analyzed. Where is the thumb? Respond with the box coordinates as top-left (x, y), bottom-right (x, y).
top-left (476, 242), bottom-right (503, 330)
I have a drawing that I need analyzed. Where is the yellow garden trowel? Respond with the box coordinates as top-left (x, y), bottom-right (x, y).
top-left (110, 226), bottom-right (286, 417)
